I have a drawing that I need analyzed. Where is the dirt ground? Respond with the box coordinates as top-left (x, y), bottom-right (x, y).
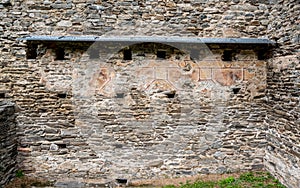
top-left (5, 171), bottom-right (266, 188)
top-left (128, 173), bottom-right (242, 187)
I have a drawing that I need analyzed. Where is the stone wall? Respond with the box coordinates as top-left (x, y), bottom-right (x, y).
top-left (11, 39), bottom-right (269, 186)
top-left (0, 0), bottom-right (275, 38)
top-left (0, 101), bottom-right (17, 187)
top-left (0, 0), bottom-right (299, 187)
top-left (263, 0), bottom-right (300, 188)
top-left (264, 55), bottom-right (300, 188)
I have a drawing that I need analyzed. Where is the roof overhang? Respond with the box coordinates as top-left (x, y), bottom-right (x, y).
top-left (18, 36), bottom-right (275, 46)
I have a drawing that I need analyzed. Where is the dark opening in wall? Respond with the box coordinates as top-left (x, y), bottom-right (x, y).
top-left (253, 94), bottom-right (264, 99)
top-left (57, 144), bottom-right (67, 148)
top-left (2, 1), bottom-right (12, 7)
top-left (38, 108), bottom-right (47, 113)
top-left (232, 88), bottom-right (241, 94)
top-left (57, 93), bottom-right (67, 98)
top-left (165, 91), bottom-right (176, 98)
top-left (157, 50), bottom-right (166, 59)
top-left (222, 50), bottom-right (233, 61)
top-left (123, 49), bottom-right (132, 60)
top-left (55, 48), bottom-right (65, 60)
top-left (257, 51), bottom-right (266, 60)
top-left (116, 179), bottom-right (127, 184)
top-left (166, 93), bottom-right (176, 98)
top-left (116, 93), bottom-right (124, 98)
top-left (89, 49), bottom-right (100, 59)
top-left (0, 93), bottom-right (5, 98)
top-left (291, 93), bottom-right (298, 97)
top-left (26, 44), bottom-right (37, 59)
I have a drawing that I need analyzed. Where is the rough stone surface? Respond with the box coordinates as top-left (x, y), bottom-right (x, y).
top-left (0, 101), bottom-right (16, 187)
top-left (265, 54), bottom-right (300, 188)
top-left (9, 40), bottom-right (269, 185)
top-left (0, 0), bottom-right (299, 187)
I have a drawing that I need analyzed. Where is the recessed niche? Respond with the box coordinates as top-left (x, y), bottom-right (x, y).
top-left (2, 1), bottom-right (12, 6)
top-left (38, 108), bottom-right (47, 113)
top-left (157, 50), bottom-right (166, 59)
top-left (26, 44), bottom-right (37, 59)
top-left (166, 92), bottom-right (176, 98)
top-left (222, 50), bottom-right (233, 61)
top-left (55, 48), bottom-right (65, 60)
top-left (123, 49), bottom-right (132, 60)
top-left (116, 179), bottom-right (127, 184)
top-left (57, 93), bottom-right (67, 98)
top-left (57, 143), bottom-right (67, 148)
top-left (116, 93), bottom-right (125, 98)
top-left (257, 51), bottom-right (266, 60)
top-left (232, 88), bottom-right (241, 94)
top-left (0, 93), bottom-right (5, 98)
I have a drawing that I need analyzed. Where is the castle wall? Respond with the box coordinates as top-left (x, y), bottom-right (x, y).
top-left (0, 0), bottom-right (299, 187)
top-left (265, 55), bottom-right (300, 188)
top-left (263, 1), bottom-right (300, 187)
top-left (0, 101), bottom-right (17, 187)
top-left (13, 40), bottom-right (267, 186)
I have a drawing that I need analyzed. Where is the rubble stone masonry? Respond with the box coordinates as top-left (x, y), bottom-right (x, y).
top-left (0, 0), bottom-right (299, 187)
top-left (0, 101), bottom-right (17, 187)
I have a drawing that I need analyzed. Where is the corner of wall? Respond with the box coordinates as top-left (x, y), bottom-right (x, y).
top-left (0, 101), bottom-right (17, 187)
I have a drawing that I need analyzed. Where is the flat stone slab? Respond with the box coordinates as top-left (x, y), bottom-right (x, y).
top-left (18, 36), bottom-right (275, 45)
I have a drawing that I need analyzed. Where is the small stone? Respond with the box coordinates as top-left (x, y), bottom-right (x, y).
top-left (118, 14), bottom-right (132, 20)
top-left (222, 28), bottom-right (242, 38)
top-left (200, 168), bottom-right (209, 174)
top-left (250, 20), bottom-right (260, 26)
top-left (50, 143), bottom-right (59, 151)
top-left (57, 20), bottom-right (72, 27)
top-left (43, 0), bottom-right (51, 5)
top-left (231, 4), bottom-right (257, 11)
top-left (292, 35), bottom-right (300, 43)
top-left (148, 160), bottom-right (163, 167)
top-left (54, 181), bottom-right (85, 188)
top-left (259, 19), bottom-right (268, 26)
top-left (214, 151), bottom-right (225, 159)
top-left (203, 7), bottom-right (221, 13)
top-left (216, 167), bottom-right (227, 174)
top-left (90, 5), bottom-right (106, 10)
top-left (17, 147), bottom-right (32, 152)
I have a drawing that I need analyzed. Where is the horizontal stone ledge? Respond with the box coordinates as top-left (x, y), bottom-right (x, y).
top-left (18, 36), bottom-right (275, 45)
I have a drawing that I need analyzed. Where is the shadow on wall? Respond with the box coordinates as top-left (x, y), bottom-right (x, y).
top-left (0, 101), bottom-right (17, 187)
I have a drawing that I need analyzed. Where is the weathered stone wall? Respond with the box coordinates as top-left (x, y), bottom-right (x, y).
top-left (0, 0), bottom-right (299, 187)
top-left (0, 0), bottom-right (275, 38)
top-left (11, 40), bottom-right (268, 186)
top-left (263, 0), bottom-right (300, 188)
top-left (264, 55), bottom-right (300, 188)
top-left (0, 101), bottom-right (17, 187)
top-left (0, 0), bottom-right (289, 97)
